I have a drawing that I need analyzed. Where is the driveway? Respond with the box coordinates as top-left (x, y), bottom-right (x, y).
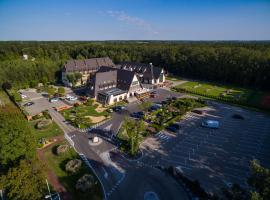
top-left (19, 89), bottom-right (71, 116)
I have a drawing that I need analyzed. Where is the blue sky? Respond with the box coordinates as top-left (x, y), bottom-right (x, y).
top-left (0, 0), bottom-right (269, 40)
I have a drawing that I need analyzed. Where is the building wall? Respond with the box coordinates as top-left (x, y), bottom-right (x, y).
top-left (107, 93), bottom-right (128, 105)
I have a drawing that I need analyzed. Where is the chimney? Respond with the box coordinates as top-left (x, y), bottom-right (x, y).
top-left (150, 63), bottom-right (154, 80)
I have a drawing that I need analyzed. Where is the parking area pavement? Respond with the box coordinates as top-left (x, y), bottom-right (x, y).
top-left (141, 102), bottom-right (270, 193)
top-left (19, 89), bottom-right (71, 116)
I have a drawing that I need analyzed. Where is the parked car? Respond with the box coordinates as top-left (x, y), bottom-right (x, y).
top-left (66, 95), bottom-right (78, 101)
top-left (161, 100), bottom-right (168, 105)
top-left (201, 120), bottom-right (220, 129)
top-left (24, 102), bottom-right (34, 107)
top-left (192, 109), bottom-right (205, 115)
top-left (232, 114), bottom-right (245, 120)
top-left (130, 111), bottom-right (144, 119)
top-left (166, 123), bottom-right (181, 133)
top-left (79, 96), bottom-right (89, 101)
top-left (20, 94), bottom-right (27, 99)
top-left (49, 98), bottom-right (59, 103)
top-left (172, 96), bottom-right (177, 100)
top-left (148, 104), bottom-right (162, 112)
top-left (113, 106), bottom-right (126, 112)
top-left (107, 108), bottom-right (113, 113)
top-left (150, 93), bottom-right (158, 98)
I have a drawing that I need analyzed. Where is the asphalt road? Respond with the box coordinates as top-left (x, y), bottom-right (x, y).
top-left (49, 88), bottom-right (194, 200)
top-left (67, 130), bottom-right (189, 200)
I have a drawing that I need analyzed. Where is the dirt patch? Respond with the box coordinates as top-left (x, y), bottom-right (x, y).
top-left (93, 102), bottom-right (106, 113)
top-left (37, 135), bottom-right (72, 200)
top-left (85, 115), bottom-right (106, 123)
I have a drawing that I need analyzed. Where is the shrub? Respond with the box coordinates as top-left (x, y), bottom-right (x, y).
top-left (76, 174), bottom-right (96, 192)
top-left (36, 119), bottom-right (52, 129)
top-left (65, 159), bottom-right (82, 173)
top-left (56, 145), bottom-right (69, 155)
top-left (57, 87), bottom-right (65, 96)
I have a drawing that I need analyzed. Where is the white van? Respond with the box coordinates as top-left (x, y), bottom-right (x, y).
top-left (201, 120), bottom-right (220, 129)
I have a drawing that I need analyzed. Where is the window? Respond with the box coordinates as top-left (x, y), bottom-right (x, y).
top-left (114, 98), bottom-right (117, 102)
top-left (131, 81), bottom-right (139, 86)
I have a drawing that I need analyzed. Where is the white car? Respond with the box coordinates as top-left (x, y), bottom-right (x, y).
top-left (66, 95), bottom-right (77, 101)
top-left (49, 98), bottom-right (59, 103)
top-left (201, 120), bottom-right (220, 129)
top-left (21, 94), bottom-right (27, 99)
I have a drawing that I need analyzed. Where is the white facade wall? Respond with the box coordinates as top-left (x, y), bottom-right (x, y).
top-left (107, 93), bottom-right (128, 105)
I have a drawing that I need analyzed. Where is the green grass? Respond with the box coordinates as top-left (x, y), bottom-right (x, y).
top-left (166, 74), bottom-right (183, 81)
top-left (44, 141), bottom-right (102, 200)
top-left (174, 80), bottom-right (268, 109)
top-left (30, 120), bottom-right (63, 141)
top-left (0, 90), bottom-right (13, 106)
top-left (61, 102), bottom-right (111, 128)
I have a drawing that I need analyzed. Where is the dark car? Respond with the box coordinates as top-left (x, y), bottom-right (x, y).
top-left (113, 106), bottom-right (126, 112)
top-left (130, 111), bottom-right (144, 119)
top-left (192, 109), bottom-right (204, 115)
top-left (148, 104), bottom-right (162, 112)
top-left (232, 114), bottom-right (245, 120)
top-left (161, 100), bottom-right (167, 105)
top-left (172, 96), bottom-right (177, 100)
top-left (24, 102), bottom-right (34, 107)
top-left (166, 123), bottom-right (181, 133)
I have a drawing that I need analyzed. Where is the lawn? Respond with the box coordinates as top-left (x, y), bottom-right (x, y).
top-left (30, 120), bottom-right (63, 141)
top-left (173, 80), bottom-right (269, 110)
top-left (44, 141), bottom-right (102, 200)
top-left (61, 99), bottom-right (111, 128)
top-left (0, 90), bottom-right (13, 106)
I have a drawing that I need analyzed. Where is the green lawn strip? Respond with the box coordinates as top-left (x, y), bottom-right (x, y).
top-left (0, 90), bottom-right (14, 106)
top-left (174, 80), bottom-right (267, 110)
top-left (30, 120), bottom-right (63, 140)
top-left (166, 75), bottom-right (184, 81)
top-left (44, 142), bottom-right (102, 200)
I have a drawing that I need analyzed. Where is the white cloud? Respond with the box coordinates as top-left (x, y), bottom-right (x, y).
top-left (106, 10), bottom-right (158, 35)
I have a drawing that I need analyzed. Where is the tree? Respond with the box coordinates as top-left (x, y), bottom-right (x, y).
top-left (139, 101), bottom-right (152, 111)
top-left (66, 73), bottom-right (76, 86)
top-left (123, 118), bottom-right (145, 156)
top-left (0, 159), bottom-right (46, 200)
top-left (0, 106), bottom-right (36, 168)
top-left (47, 86), bottom-right (56, 97)
top-left (2, 81), bottom-right (12, 90)
top-left (57, 86), bottom-right (65, 96)
top-left (248, 160), bottom-right (270, 200)
top-left (74, 72), bottom-right (82, 83)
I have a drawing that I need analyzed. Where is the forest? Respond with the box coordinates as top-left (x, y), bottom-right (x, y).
top-left (0, 41), bottom-right (270, 90)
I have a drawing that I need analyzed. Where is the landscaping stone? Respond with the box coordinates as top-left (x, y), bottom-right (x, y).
top-left (56, 144), bottom-right (69, 155)
top-left (36, 119), bottom-right (52, 129)
top-left (65, 159), bottom-right (82, 173)
top-left (76, 174), bottom-right (95, 192)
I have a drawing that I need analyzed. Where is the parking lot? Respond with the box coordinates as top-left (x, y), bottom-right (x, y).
top-left (141, 101), bottom-right (270, 192)
top-left (19, 88), bottom-right (76, 116)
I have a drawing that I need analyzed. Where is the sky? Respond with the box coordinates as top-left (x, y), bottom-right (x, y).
top-left (0, 0), bottom-right (269, 40)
